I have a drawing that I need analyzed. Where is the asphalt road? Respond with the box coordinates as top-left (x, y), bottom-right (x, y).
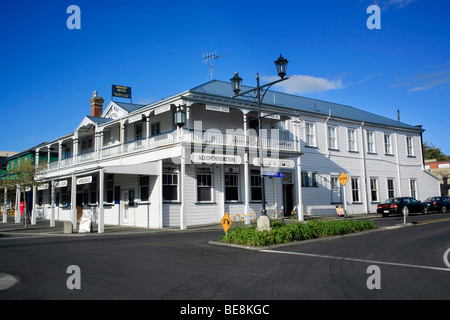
top-left (0, 213), bottom-right (448, 309)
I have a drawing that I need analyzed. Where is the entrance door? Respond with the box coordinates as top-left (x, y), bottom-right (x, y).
top-left (121, 189), bottom-right (135, 225)
top-left (76, 192), bottom-right (83, 221)
top-left (331, 177), bottom-right (342, 203)
top-left (283, 184), bottom-right (294, 217)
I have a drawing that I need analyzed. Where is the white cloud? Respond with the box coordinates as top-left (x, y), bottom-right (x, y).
top-left (262, 74), bottom-right (344, 95)
top-left (392, 68), bottom-right (450, 92)
top-left (368, 0), bottom-right (415, 10)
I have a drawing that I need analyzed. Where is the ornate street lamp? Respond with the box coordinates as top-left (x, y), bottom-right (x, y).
top-left (230, 55), bottom-right (290, 230)
top-left (230, 72), bottom-right (243, 95)
top-left (174, 105), bottom-right (186, 128)
top-left (274, 54), bottom-right (288, 79)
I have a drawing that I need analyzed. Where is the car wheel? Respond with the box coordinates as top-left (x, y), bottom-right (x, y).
top-left (422, 206), bottom-right (428, 215)
top-left (441, 206), bottom-right (447, 214)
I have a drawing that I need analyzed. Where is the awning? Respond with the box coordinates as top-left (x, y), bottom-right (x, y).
top-left (103, 161), bottom-right (160, 175)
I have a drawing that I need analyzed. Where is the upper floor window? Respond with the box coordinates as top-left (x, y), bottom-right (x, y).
top-left (348, 128), bottom-right (357, 152)
top-left (406, 136), bottom-right (414, 156)
top-left (384, 133), bottom-right (393, 155)
top-left (328, 125), bottom-right (338, 150)
top-left (305, 122), bottom-right (316, 147)
top-left (367, 131), bottom-right (376, 153)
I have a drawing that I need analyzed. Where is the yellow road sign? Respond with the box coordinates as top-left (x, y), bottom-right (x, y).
top-left (338, 172), bottom-right (349, 186)
top-left (221, 212), bottom-right (232, 233)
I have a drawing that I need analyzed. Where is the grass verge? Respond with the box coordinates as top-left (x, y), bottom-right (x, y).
top-left (220, 219), bottom-right (377, 247)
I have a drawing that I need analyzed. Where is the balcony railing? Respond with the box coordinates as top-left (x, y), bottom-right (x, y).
top-left (52, 128), bottom-right (298, 169)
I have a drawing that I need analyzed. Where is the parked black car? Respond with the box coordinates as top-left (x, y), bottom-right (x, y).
top-left (424, 196), bottom-right (450, 213)
top-left (377, 197), bottom-right (429, 217)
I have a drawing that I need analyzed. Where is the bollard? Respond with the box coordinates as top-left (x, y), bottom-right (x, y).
top-left (64, 221), bottom-right (73, 234)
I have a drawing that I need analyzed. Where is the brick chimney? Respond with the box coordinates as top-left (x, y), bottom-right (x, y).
top-left (89, 91), bottom-right (105, 117)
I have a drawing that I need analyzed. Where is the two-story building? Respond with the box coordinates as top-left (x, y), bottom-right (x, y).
top-left (22, 80), bottom-right (439, 232)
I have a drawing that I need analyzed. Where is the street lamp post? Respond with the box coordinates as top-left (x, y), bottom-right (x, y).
top-left (230, 55), bottom-right (289, 229)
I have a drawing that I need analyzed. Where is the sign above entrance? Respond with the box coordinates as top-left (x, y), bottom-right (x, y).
top-left (55, 180), bottom-right (68, 188)
top-left (205, 105), bottom-right (230, 113)
top-left (192, 153), bottom-right (242, 165)
top-left (77, 176), bottom-right (93, 185)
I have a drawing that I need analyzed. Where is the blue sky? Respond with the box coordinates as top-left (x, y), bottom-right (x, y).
top-left (1, 0), bottom-right (449, 154)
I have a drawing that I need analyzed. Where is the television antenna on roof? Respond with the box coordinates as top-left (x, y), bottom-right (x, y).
top-left (203, 51), bottom-right (228, 81)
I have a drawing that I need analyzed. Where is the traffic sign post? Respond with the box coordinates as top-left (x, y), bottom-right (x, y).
top-left (338, 172), bottom-right (349, 217)
top-left (221, 212), bottom-right (232, 234)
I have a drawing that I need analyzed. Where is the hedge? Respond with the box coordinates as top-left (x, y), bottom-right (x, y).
top-left (220, 219), bottom-right (376, 247)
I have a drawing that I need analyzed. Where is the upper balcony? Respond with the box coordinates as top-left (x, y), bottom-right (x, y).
top-left (41, 127), bottom-right (299, 172)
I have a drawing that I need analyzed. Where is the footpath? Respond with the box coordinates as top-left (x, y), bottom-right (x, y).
top-left (0, 213), bottom-right (383, 238)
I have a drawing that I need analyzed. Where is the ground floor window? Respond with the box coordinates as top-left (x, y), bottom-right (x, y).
top-left (163, 173), bottom-right (178, 201)
top-left (197, 168), bottom-right (213, 202)
top-left (140, 176), bottom-right (149, 202)
top-left (250, 170), bottom-right (262, 201)
top-left (351, 177), bottom-right (360, 203)
top-left (410, 179), bottom-right (417, 199)
top-left (225, 173), bottom-right (239, 202)
top-left (387, 179), bottom-right (395, 198)
top-left (370, 178), bottom-right (378, 202)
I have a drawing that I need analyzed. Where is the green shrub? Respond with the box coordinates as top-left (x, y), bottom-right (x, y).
top-left (220, 219), bottom-right (376, 247)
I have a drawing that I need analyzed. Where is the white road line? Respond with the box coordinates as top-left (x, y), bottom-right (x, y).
top-left (260, 249), bottom-right (450, 273)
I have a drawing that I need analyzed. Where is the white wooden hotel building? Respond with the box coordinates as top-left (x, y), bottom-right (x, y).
top-left (26, 80), bottom-right (439, 231)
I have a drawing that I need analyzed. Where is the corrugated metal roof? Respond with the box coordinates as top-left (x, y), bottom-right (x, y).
top-left (189, 80), bottom-right (422, 131)
top-left (114, 102), bottom-right (145, 113)
top-left (86, 116), bottom-right (113, 125)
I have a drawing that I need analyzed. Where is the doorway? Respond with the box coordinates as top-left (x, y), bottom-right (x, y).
top-left (283, 184), bottom-right (294, 217)
top-left (76, 191), bottom-right (83, 221)
top-left (121, 189), bottom-right (135, 225)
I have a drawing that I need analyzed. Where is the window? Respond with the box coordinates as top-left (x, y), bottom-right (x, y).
top-left (370, 178), bottom-right (378, 202)
top-left (305, 122), bottom-right (316, 147)
top-left (311, 172), bottom-right (318, 187)
top-left (140, 176), bottom-right (149, 202)
top-left (406, 137), bottom-right (414, 156)
top-left (90, 177), bottom-right (97, 204)
top-left (38, 190), bottom-right (43, 206)
top-left (348, 128), bottom-right (357, 152)
top-left (410, 179), bottom-right (417, 199)
top-left (384, 133), bottom-right (392, 155)
top-left (106, 175), bottom-right (114, 203)
top-left (302, 171), bottom-right (318, 187)
top-left (225, 174), bottom-right (239, 202)
top-left (387, 179), bottom-right (395, 198)
top-left (80, 138), bottom-right (93, 153)
top-left (61, 186), bottom-right (70, 206)
top-left (351, 177), bottom-right (360, 202)
top-left (163, 173), bottom-right (178, 201)
top-left (301, 171), bottom-right (310, 187)
top-left (328, 126), bottom-right (337, 149)
top-left (135, 123), bottom-right (143, 141)
top-left (197, 169), bottom-right (212, 202)
top-left (367, 131), bottom-right (375, 153)
top-left (250, 170), bottom-right (262, 201)
top-left (151, 122), bottom-right (160, 136)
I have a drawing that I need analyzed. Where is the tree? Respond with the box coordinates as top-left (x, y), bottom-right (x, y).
top-left (423, 141), bottom-right (450, 161)
top-left (0, 160), bottom-right (47, 229)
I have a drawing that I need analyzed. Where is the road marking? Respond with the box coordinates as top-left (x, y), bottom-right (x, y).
top-left (416, 217), bottom-right (450, 226)
top-left (260, 249), bottom-right (450, 273)
top-left (0, 273), bottom-right (19, 291)
top-left (444, 248), bottom-right (450, 269)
